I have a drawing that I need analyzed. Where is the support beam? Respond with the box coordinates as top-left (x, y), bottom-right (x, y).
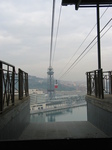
top-left (96, 4), bottom-right (101, 69)
top-left (75, 0), bottom-right (82, 10)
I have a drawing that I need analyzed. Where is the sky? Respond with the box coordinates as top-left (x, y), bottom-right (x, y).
top-left (0, 0), bottom-right (112, 82)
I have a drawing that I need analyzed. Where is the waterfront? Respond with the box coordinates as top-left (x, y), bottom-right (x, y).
top-left (30, 105), bottom-right (87, 123)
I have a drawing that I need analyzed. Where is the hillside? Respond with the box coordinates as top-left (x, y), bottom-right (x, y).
top-left (28, 75), bottom-right (76, 91)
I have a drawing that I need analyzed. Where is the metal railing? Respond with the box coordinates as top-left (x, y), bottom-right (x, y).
top-left (103, 71), bottom-right (112, 94)
top-left (0, 60), bottom-right (29, 113)
top-left (18, 68), bottom-right (29, 100)
top-left (86, 69), bottom-right (112, 99)
top-left (0, 61), bottom-right (15, 113)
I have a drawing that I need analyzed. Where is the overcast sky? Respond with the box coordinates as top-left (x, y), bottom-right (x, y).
top-left (0, 0), bottom-right (112, 82)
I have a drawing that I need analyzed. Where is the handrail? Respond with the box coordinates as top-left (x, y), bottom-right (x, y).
top-left (0, 60), bottom-right (15, 68)
top-left (86, 68), bottom-right (102, 74)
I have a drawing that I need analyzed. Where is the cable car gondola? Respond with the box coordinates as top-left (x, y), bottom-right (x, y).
top-left (54, 80), bottom-right (58, 89)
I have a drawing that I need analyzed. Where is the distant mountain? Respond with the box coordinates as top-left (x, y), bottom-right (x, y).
top-left (28, 75), bottom-right (47, 90)
top-left (28, 75), bottom-right (76, 91)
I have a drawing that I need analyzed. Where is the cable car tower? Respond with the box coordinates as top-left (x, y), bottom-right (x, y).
top-left (47, 0), bottom-right (55, 100)
top-left (47, 66), bottom-right (55, 100)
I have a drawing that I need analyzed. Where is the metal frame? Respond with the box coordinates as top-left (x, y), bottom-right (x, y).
top-left (86, 69), bottom-right (104, 99)
top-left (0, 60), bottom-right (29, 114)
top-left (62, 0), bottom-right (112, 9)
top-left (0, 60), bottom-right (15, 113)
top-left (86, 69), bottom-right (112, 99)
top-left (103, 71), bottom-right (112, 94)
top-left (18, 68), bottom-right (29, 100)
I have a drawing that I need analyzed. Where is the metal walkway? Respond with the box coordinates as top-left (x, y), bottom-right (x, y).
top-left (19, 121), bottom-right (108, 140)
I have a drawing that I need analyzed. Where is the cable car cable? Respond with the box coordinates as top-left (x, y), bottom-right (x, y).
top-left (64, 25), bottom-right (112, 79)
top-left (52, 4), bottom-right (62, 66)
top-left (49, 0), bottom-right (55, 67)
top-left (58, 18), bottom-right (112, 79)
top-left (57, 6), bottom-right (110, 77)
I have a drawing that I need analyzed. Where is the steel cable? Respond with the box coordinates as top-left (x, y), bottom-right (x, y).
top-left (59, 18), bottom-right (112, 79)
top-left (49, 0), bottom-right (55, 67)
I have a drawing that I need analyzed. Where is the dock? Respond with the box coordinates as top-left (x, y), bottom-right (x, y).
top-left (30, 102), bottom-right (87, 114)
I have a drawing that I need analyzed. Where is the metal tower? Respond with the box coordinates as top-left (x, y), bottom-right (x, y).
top-left (47, 66), bottom-right (55, 100)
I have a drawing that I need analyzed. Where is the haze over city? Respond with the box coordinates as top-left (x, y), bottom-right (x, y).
top-left (0, 0), bottom-right (112, 81)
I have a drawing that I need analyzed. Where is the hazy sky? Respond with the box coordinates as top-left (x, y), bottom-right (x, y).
top-left (0, 0), bottom-right (112, 82)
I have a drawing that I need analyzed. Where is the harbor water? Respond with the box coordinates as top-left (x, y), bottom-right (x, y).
top-left (30, 105), bottom-right (87, 123)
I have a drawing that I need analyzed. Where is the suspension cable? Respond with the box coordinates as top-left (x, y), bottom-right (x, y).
top-left (63, 25), bottom-right (112, 79)
top-left (49, 0), bottom-right (55, 67)
top-left (57, 6), bottom-right (109, 77)
top-left (58, 18), bottom-right (112, 79)
top-left (52, 4), bottom-right (62, 66)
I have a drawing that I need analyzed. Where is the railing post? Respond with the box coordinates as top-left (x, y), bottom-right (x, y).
top-left (94, 70), bottom-right (97, 97)
top-left (98, 69), bottom-right (104, 99)
top-left (109, 71), bottom-right (112, 94)
top-left (86, 72), bottom-right (89, 95)
top-left (18, 69), bottom-right (23, 100)
top-left (89, 72), bottom-right (91, 95)
top-left (86, 72), bottom-right (90, 95)
top-left (25, 73), bottom-right (29, 97)
top-left (98, 70), bottom-right (100, 98)
top-left (111, 72), bottom-right (112, 94)
top-left (12, 67), bottom-right (15, 105)
top-left (101, 69), bottom-right (104, 99)
top-left (0, 61), bottom-right (3, 113)
top-left (7, 65), bottom-right (10, 106)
